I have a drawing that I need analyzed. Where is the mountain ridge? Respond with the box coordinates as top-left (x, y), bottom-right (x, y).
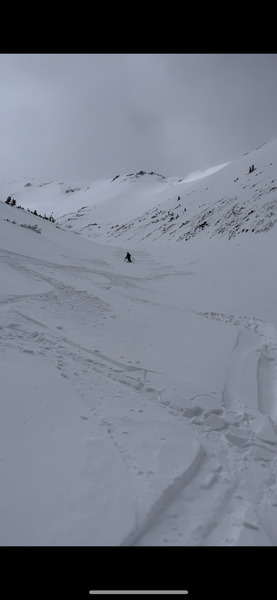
top-left (1, 137), bottom-right (277, 245)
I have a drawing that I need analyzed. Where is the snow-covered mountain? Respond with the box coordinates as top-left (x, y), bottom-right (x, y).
top-left (57, 138), bottom-right (277, 244)
top-left (0, 164), bottom-right (230, 239)
top-left (1, 137), bottom-right (277, 569)
top-left (2, 138), bottom-right (276, 246)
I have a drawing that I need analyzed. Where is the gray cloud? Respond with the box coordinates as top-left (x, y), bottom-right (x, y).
top-left (0, 53), bottom-right (276, 184)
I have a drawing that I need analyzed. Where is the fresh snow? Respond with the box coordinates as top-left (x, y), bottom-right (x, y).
top-left (1, 139), bottom-right (277, 547)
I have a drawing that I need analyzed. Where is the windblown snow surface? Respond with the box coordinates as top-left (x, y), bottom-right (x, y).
top-left (1, 139), bottom-right (277, 582)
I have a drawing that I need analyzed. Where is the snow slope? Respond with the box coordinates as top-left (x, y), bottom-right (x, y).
top-left (1, 138), bottom-right (277, 552)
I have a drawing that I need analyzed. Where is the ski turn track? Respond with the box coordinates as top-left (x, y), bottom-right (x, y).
top-left (0, 257), bottom-right (205, 545)
top-left (134, 309), bottom-right (277, 546)
top-left (1, 249), bottom-right (277, 545)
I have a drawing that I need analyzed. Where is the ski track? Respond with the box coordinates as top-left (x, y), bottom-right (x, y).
top-left (1, 249), bottom-right (277, 545)
top-left (134, 308), bottom-right (277, 545)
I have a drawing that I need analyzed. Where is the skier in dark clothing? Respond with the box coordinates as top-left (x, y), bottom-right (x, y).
top-left (124, 252), bottom-right (132, 262)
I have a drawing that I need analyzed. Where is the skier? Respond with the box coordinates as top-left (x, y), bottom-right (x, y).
top-left (124, 252), bottom-right (132, 262)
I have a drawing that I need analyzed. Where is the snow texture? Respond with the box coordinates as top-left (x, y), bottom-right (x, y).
top-left (1, 138), bottom-right (277, 547)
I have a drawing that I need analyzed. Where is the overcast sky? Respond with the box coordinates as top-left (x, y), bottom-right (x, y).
top-left (0, 53), bottom-right (276, 184)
